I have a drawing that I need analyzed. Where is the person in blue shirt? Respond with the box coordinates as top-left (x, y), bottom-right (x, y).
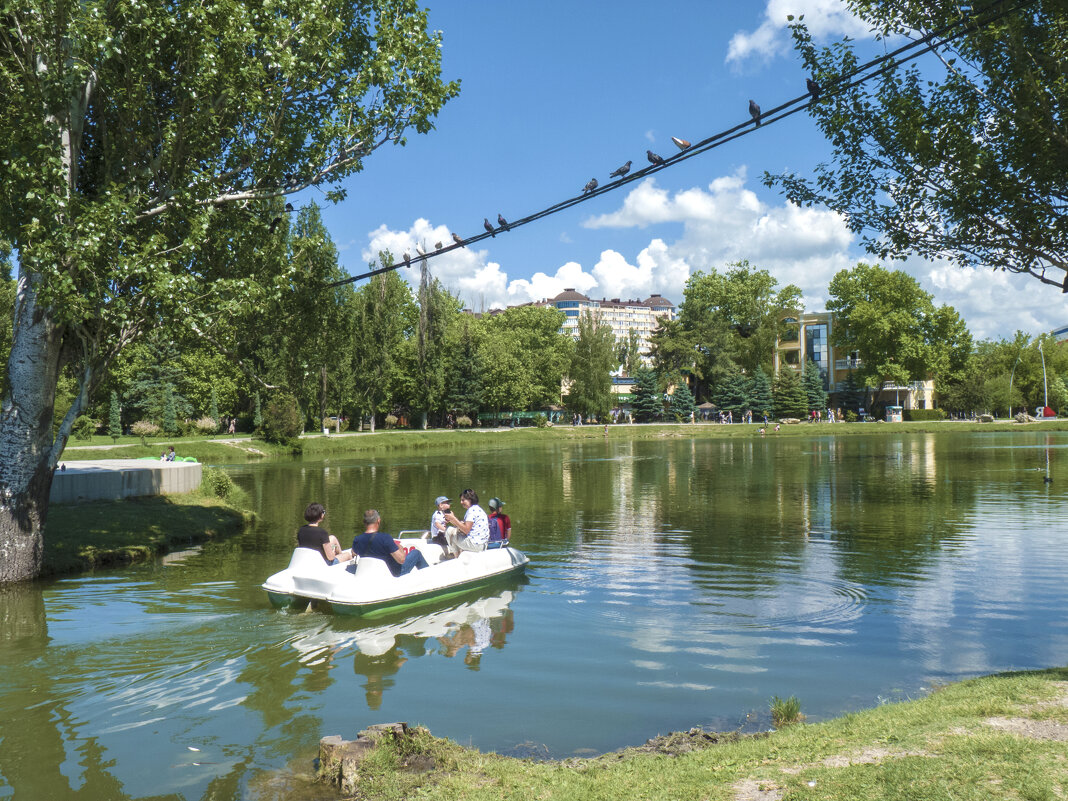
top-left (351, 509), bottom-right (429, 576)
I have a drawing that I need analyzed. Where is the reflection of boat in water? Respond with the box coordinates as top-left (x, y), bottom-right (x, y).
top-left (263, 533), bottom-right (528, 617)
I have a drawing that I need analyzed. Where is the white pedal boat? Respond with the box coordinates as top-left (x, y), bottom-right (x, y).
top-left (263, 531), bottom-right (529, 617)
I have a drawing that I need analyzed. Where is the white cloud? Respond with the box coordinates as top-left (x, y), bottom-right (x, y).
top-left (358, 180), bottom-right (1064, 341)
top-left (727, 0), bottom-right (873, 65)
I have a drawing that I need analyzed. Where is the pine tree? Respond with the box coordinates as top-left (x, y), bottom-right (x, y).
top-left (108, 391), bottom-right (122, 443)
top-left (253, 392), bottom-right (263, 432)
top-left (801, 362), bottom-right (828, 412)
top-left (209, 386), bottom-right (220, 431)
top-left (162, 383), bottom-right (177, 435)
top-left (712, 366), bottom-right (750, 416)
top-left (838, 370), bottom-right (866, 414)
top-left (631, 367), bottom-right (663, 422)
top-left (670, 381), bottom-right (696, 422)
top-left (773, 369), bottom-right (808, 419)
top-left (747, 368), bottom-right (775, 420)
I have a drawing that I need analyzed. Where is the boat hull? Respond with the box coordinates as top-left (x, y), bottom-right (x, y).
top-left (262, 539), bottom-right (529, 618)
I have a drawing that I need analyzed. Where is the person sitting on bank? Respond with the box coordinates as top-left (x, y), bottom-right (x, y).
top-left (430, 495), bottom-right (451, 549)
top-left (296, 502), bottom-right (351, 565)
top-left (443, 488), bottom-right (490, 556)
top-left (351, 509), bottom-right (429, 576)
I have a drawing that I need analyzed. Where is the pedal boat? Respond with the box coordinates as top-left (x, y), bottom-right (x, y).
top-left (262, 531), bottom-right (528, 617)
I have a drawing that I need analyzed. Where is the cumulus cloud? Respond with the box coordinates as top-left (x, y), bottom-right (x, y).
top-left (357, 179), bottom-right (1061, 341)
top-left (727, 0), bottom-right (873, 65)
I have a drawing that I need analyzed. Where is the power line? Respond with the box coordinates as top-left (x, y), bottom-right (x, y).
top-left (327, 0), bottom-right (1037, 289)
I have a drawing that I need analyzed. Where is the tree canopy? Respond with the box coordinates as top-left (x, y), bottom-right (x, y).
top-left (771, 1), bottom-right (1068, 290)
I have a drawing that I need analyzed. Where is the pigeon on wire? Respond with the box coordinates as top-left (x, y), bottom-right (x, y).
top-left (434, 241), bottom-right (443, 250)
top-left (806, 78), bottom-right (821, 101)
top-left (749, 99), bottom-right (762, 126)
top-left (484, 218), bottom-right (496, 237)
top-left (402, 252), bottom-right (411, 267)
top-left (646, 150), bottom-right (664, 166)
top-left (609, 160), bottom-right (632, 179)
top-left (671, 137), bottom-right (691, 151)
top-left (583, 178), bottom-right (598, 195)
top-left (453, 233), bottom-right (466, 247)
top-left (497, 213), bottom-right (510, 231)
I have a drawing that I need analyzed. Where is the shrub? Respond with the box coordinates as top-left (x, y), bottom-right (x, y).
top-left (73, 415), bottom-right (99, 441)
top-left (200, 466), bottom-right (236, 500)
top-left (770, 695), bottom-right (804, 727)
top-left (455, 415), bottom-right (472, 428)
top-left (384, 414), bottom-right (398, 429)
top-left (177, 418), bottom-right (199, 437)
top-left (195, 416), bottom-right (218, 435)
top-left (261, 393), bottom-right (303, 444)
top-left (322, 417), bottom-right (350, 433)
top-left (130, 420), bottom-right (160, 446)
top-left (534, 413), bottom-right (548, 428)
top-left (844, 410), bottom-right (858, 423)
top-left (903, 408), bottom-right (947, 422)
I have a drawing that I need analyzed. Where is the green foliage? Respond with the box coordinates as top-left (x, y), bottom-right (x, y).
top-left (712, 366), bottom-right (750, 415)
top-left (837, 371), bottom-right (867, 414)
top-left (73, 415), bottom-right (99, 441)
top-left (447, 321), bottom-right (484, 416)
top-left (903, 409), bottom-right (947, 422)
top-left (568, 311), bottom-right (616, 419)
top-left (533, 413), bottom-right (549, 428)
top-left (801, 362), bottom-right (827, 411)
top-left (384, 414), bottom-right (399, 429)
top-left (669, 382), bottom-right (696, 422)
top-left (352, 265), bottom-right (414, 428)
top-left (826, 263), bottom-right (971, 387)
top-left (253, 392), bottom-right (263, 431)
top-left (631, 367), bottom-right (663, 422)
top-left (774, 4), bottom-right (1068, 289)
top-left (481, 306), bottom-right (572, 411)
top-left (770, 695), bottom-right (804, 727)
top-left (200, 466), bottom-right (237, 501)
top-left (208, 388), bottom-right (220, 431)
top-left (748, 368), bottom-right (775, 418)
top-left (260, 393), bottom-right (303, 445)
top-left (108, 391), bottom-right (122, 440)
top-left (162, 384), bottom-right (178, 435)
top-left (773, 369), bottom-right (808, 418)
top-left (617, 329), bottom-right (643, 375)
top-left (455, 415), bottom-right (472, 428)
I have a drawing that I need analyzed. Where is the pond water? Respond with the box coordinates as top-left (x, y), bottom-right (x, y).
top-left (2, 430), bottom-right (1068, 799)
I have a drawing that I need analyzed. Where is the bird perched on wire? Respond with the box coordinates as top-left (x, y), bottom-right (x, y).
top-left (583, 178), bottom-right (598, 195)
top-left (453, 232), bottom-right (466, 247)
top-left (749, 99), bottom-right (762, 126)
top-left (646, 150), bottom-right (664, 166)
top-left (497, 213), bottom-right (510, 231)
top-left (285, 202), bottom-right (294, 212)
top-left (806, 78), bottom-right (821, 101)
top-left (434, 241), bottom-right (443, 250)
top-left (402, 252), bottom-right (411, 267)
top-left (671, 137), bottom-right (691, 151)
top-left (609, 160), bottom-right (632, 180)
top-left (483, 218), bottom-right (495, 237)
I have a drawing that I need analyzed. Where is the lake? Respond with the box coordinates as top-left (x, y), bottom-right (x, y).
top-left (2, 429), bottom-right (1067, 799)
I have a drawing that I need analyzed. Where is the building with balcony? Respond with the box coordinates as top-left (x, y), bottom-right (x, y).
top-left (537, 289), bottom-right (676, 360)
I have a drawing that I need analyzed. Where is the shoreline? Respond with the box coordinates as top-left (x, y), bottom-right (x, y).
top-left (303, 666), bottom-right (1068, 801)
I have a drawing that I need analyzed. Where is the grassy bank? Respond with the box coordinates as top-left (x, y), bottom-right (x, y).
top-left (60, 417), bottom-right (1068, 464)
top-left (311, 667), bottom-right (1068, 801)
top-left (42, 479), bottom-right (255, 577)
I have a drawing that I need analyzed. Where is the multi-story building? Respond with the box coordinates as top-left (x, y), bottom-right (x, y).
top-left (537, 289), bottom-right (676, 357)
top-left (774, 311), bottom-right (935, 410)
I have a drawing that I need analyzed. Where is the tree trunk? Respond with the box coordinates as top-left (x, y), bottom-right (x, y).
top-left (0, 277), bottom-right (66, 583)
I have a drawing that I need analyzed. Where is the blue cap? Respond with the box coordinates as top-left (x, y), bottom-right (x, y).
top-left (435, 496), bottom-right (450, 505)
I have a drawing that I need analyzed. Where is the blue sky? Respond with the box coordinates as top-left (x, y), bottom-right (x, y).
top-left (307, 0), bottom-right (1062, 341)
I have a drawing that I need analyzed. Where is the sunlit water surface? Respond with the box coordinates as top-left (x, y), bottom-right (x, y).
top-left (2, 430), bottom-right (1067, 799)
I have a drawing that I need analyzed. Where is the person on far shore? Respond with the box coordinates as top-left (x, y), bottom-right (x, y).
top-left (430, 495), bottom-right (451, 549)
top-left (296, 502), bottom-right (351, 565)
top-left (351, 510), bottom-right (429, 576)
top-left (443, 488), bottom-right (490, 556)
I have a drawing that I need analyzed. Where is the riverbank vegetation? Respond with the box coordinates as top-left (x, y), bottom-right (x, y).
top-left (307, 666), bottom-right (1068, 801)
top-left (41, 467), bottom-right (254, 577)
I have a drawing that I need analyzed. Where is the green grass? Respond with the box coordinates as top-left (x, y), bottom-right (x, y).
top-left (770, 695), bottom-right (804, 727)
top-left (43, 492), bottom-right (254, 577)
top-left (315, 667), bottom-right (1068, 801)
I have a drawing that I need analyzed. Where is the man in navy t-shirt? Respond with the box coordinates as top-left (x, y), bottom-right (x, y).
top-left (351, 509), bottom-right (429, 576)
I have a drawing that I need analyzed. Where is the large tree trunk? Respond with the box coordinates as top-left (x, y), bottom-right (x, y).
top-left (0, 276), bottom-right (66, 583)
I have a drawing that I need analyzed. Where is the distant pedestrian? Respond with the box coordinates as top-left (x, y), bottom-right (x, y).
top-left (228, 417), bottom-right (236, 435)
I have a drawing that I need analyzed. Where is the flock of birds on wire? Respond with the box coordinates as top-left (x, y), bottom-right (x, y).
top-left (368, 77), bottom-right (824, 272)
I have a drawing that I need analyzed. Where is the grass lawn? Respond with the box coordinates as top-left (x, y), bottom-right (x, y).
top-left (307, 667), bottom-right (1068, 801)
top-left (43, 492), bottom-right (254, 577)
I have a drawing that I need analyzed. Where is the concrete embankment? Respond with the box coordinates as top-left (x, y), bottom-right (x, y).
top-left (50, 459), bottom-right (201, 503)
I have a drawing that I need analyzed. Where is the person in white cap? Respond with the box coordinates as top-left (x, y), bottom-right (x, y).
top-left (430, 495), bottom-right (451, 549)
